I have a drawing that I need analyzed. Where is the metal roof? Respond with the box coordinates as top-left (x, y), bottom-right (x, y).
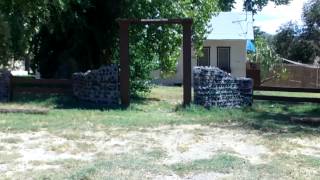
top-left (206, 12), bottom-right (254, 40)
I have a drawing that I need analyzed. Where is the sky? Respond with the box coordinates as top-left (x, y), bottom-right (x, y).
top-left (232, 0), bottom-right (308, 34)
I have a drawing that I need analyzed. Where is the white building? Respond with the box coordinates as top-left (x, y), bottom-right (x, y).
top-left (153, 12), bottom-right (254, 85)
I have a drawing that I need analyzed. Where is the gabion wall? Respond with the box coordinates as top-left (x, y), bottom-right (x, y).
top-left (72, 65), bottom-right (119, 106)
top-left (0, 70), bottom-right (11, 102)
top-left (193, 67), bottom-right (253, 108)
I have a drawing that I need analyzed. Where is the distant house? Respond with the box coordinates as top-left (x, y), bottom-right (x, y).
top-left (153, 11), bottom-right (255, 85)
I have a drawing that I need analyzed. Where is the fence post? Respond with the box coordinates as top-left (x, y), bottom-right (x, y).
top-left (317, 67), bottom-right (320, 88)
top-left (182, 21), bottom-right (192, 106)
top-left (119, 21), bottom-right (130, 108)
top-left (9, 74), bottom-right (13, 101)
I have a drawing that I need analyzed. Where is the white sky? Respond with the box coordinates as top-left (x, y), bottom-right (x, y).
top-left (232, 0), bottom-right (308, 34)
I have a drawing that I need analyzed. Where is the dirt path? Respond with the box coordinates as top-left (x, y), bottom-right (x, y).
top-left (0, 125), bottom-right (320, 179)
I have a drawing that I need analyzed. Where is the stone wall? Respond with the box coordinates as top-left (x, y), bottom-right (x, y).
top-left (193, 67), bottom-right (253, 108)
top-left (72, 65), bottom-right (119, 106)
top-left (0, 70), bottom-right (12, 102)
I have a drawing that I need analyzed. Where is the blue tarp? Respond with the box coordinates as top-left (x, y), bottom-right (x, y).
top-left (246, 40), bottom-right (256, 52)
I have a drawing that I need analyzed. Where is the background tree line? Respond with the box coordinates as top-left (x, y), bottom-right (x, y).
top-left (273, 0), bottom-right (320, 64)
top-left (248, 0), bottom-right (319, 82)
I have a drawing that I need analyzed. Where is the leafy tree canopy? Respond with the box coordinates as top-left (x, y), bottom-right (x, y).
top-left (0, 0), bottom-right (291, 95)
top-left (243, 0), bottom-right (291, 13)
top-left (303, 0), bottom-right (320, 28)
top-left (302, 0), bottom-right (320, 55)
top-left (273, 0), bottom-right (320, 63)
top-left (0, 14), bottom-right (11, 66)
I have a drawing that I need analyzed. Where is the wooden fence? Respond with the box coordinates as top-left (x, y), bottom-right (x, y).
top-left (246, 62), bottom-right (261, 87)
top-left (254, 86), bottom-right (320, 103)
top-left (262, 64), bottom-right (320, 88)
top-left (254, 86), bottom-right (320, 93)
top-left (246, 62), bottom-right (320, 103)
top-left (253, 95), bottom-right (320, 103)
top-left (11, 77), bottom-right (73, 96)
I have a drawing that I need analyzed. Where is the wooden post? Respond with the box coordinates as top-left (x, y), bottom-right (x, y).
top-left (9, 73), bottom-right (13, 102)
top-left (119, 21), bottom-right (130, 107)
top-left (183, 22), bottom-right (192, 106)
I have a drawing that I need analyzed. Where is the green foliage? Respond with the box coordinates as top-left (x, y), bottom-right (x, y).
top-left (30, 0), bottom-right (222, 95)
top-left (170, 154), bottom-right (248, 175)
top-left (0, 14), bottom-right (10, 66)
top-left (302, 0), bottom-right (320, 56)
top-left (0, 0), bottom-right (49, 62)
top-left (273, 22), bottom-right (298, 57)
top-left (303, 0), bottom-right (320, 29)
top-left (30, 0), bottom-right (122, 78)
top-left (218, 0), bottom-right (235, 11)
top-left (287, 39), bottom-right (318, 63)
top-left (244, 0), bottom-right (291, 13)
top-left (273, 1), bottom-right (320, 63)
top-left (120, 0), bottom-right (222, 95)
top-left (0, 0), bottom-right (291, 95)
top-left (273, 22), bottom-right (318, 63)
top-left (216, 0), bottom-right (291, 13)
top-left (248, 27), bottom-right (284, 80)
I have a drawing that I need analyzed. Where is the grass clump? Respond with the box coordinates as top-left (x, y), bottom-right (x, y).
top-left (66, 153), bottom-right (168, 180)
top-left (170, 154), bottom-right (248, 175)
top-left (239, 154), bottom-right (320, 179)
top-left (0, 152), bottom-right (22, 164)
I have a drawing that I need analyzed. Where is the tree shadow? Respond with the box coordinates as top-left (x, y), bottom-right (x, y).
top-left (12, 94), bottom-right (122, 110)
top-left (11, 93), bottom-right (161, 110)
top-left (243, 101), bottom-right (320, 134)
top-left (11, 94), bottom-right (320, 134)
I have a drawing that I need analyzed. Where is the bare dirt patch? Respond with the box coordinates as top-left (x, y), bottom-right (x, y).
top-left (0, 125), bottom-right (320, 179)
top-left (287, 136), bottom-right (320, 157)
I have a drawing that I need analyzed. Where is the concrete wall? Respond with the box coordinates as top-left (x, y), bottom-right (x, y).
top-left (152, 40), bottom-right (247, 85)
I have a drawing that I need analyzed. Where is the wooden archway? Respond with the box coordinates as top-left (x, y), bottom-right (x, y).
top-left (117, 18), bottom-right (193, 107)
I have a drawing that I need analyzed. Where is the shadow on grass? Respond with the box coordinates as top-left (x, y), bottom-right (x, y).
top-left (177, 100), bottom-right (320, 134)
top-left (10, 94), bottom-right (320, 134)
top-left (11, 93), bottom-right (161, 110)
top-left (130, 96), bottom-right (161, 105)
top-left (243, 100), bottom-right (320, 134)
top-left (12, 94), bottom-right (122, 110)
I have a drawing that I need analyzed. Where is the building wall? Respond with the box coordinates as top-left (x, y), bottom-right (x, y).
top-left (152, 39), bottom-right (247, 85)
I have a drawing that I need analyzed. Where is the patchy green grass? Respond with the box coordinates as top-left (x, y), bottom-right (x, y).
top-left (170, 154), bottom-right (248, 175)
top-left (17, 152), bottom-right (169, 180)
top-left (240, 154), bottom-right (320, 179)
top-left (0, 86), bottom-right (319, 134)
top-left (170, 153), bottom-right (320, 179)
top-left (0, 152), bottom-right (22, 164)
top-left (66, 153), bottom-right (169, 180)
top-left (1, 137), bottom-right (23, 144)
top-left (19, 153), bottom-right (320, 179)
